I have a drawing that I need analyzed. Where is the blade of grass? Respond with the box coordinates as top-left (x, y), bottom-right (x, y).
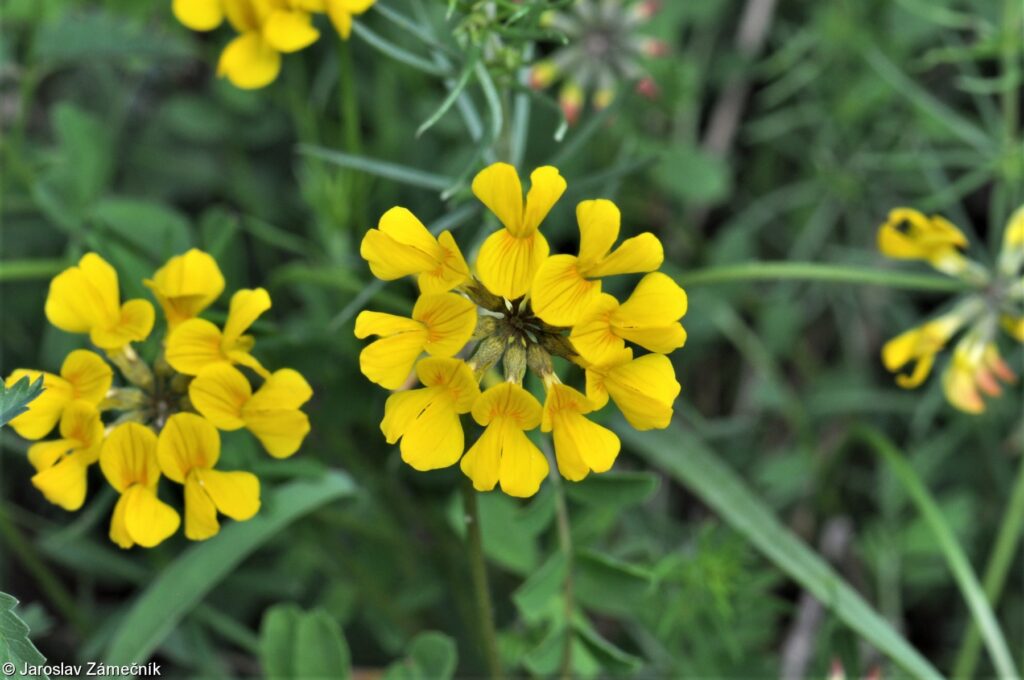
top-left (672, 262), bottom-right (972, 293)
top-left (857, 427), bottom-right (1019, 680)
top-left (416, 48), bottom-right (480, 138)
top-left (297, 145), bottom-right (454, 191)
top-left (0, 259), bottom-right (66, 281)
top-left (622, 423), bottom-right (943, 680)
top-left (351, 22), bottom-right (448, 76)
top-left (104, 471), bottom-right (357, 667)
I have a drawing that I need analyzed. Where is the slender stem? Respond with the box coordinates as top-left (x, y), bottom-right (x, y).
top-left (339, 40), bottom-right (364, 230)
top-left (0, 503), bottom-right (88, 635)
top-left (547, 456), bottom-right (575, 680)
top-left (952, 454), bottom-right (1024, 679)
top-left (460, 481), bottom-right (503, 680)
top-left (0, 259), bottom-right (66, 281)
top-left (673, 262), bottom-right (973, 292)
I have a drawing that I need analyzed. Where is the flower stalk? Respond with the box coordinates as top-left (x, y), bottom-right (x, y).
top-left (461, 481), bottom-right (504, 680)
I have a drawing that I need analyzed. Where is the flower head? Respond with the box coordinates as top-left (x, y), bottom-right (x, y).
top-left (879, 206), bottom-right (1023, 413)
top-left (354, 162), bottom-right (686, 496)
top-left (12, 249), bottom-right (310, 547)
top-left (360, 207), bottom-right (470, 293)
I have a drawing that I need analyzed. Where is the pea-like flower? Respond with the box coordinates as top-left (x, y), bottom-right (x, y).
top-left (354, 162), bottom-right (687, 496)
top-left (8, 249), bottom-right (312, 548)
top-left (879, 206), bottom-right (1023, 413)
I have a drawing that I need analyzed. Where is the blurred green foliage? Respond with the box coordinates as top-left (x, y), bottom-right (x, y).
top-left (1, 0), bottom-right (1021, 677)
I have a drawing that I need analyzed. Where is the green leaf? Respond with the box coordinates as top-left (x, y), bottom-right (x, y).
top-left (32, 10), bottom-right (193, 65)
top-left (416, 49), bottom-right (480, 138)
top-left (383, 632), bottom-right (458, 680)
top-left (574, 550), bottom-right (653, 618)
top-left (651, 145), bottom-right (732, 204)
top-left (564, 472), bottom-right (659, 510)
top-left (0, 592), bottom-right (48, 679)
top-left (47, 104), bottom-right (113, 211)
top-left (90, 198), bottom-right (192, 262)
top-left (0, 376), bottom-right (44, 429)
top-left (573, 616), bottom-right (642, 672)
top-left (297, 145), bottom-right (454, 191)
top-left (622, 424), bottom-right (944, 680)
top-left (512, 553), bottom-right (567, 624)
top-left (104, 471), bottom-right (357, 666)
top-left (259, 604), bottom-right (301, 680)
top-left (448, 492), bottom-right (540, 575)
top-left (260, 606), bottom-right (351, 680)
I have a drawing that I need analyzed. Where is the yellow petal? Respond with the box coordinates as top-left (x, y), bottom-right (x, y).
top-left (157, 413), bottom-right (221, 483)
top-left (605, 353), bottom-right (679, 430)
top-left (217, 32), bottom-right (281, 90)
top-left (570, 294), bottom-right (624, 365)
top-left (223, 288), bottom-right (271, 347)
top-left (123, 484), bottom-right (180, 548)
top-left (360, 207), bottom-right (442, 281)
top-left (530, 254), bottom-right (601, 326)
top-left (100, 423), bottom-right (161, 492)
top-left (395, 391), bottom-right (465, 471)
top-left (472, 163), bottom-right (525, 235)
top-left (418, 230), bottom-right (471, 293)
top-left (414, 293), bottom-right (477, 357)
top-left (381, 387), bottom-right (436, 444)
top-left (585, 233), bottom-right (664, 278)
top-left (881, 316), bottom-right (961, 373)
top-left (575, 199), bottom-right (620, 267)
top-left (1001, 314), bottom-right (1024, 342)
top-left (877, 208), bottom-right (968, 262)
top-left (542, 384), bottom-right (620, 481)
top-left (611, 273), bottom-right (689, 353)
top-left (173, 0), bottom-right (224, 30)
top-left (61, 349), bottom-right (113, 403)
top-left (460, 424), bottom-right (502, 492)
top-left (32, 455), bottom-right (89, 511)
top-left (109, 493), bottom-right (134, 548)
top-left (263, 9), bottom-right (319, 53)
top-left (415, 356), bottom-right (480, 412)
top-left (359, 333), bottom-right (425, 389)
top-left (184, 473), bottom-right (220, 541)
top-left (247, 368), bottom-right (313, 410)
top-left (45, 253), bottom-right (120, 334)
top-left (145, 249), bottom-right (225, 330)
top-left (326, 0), bottom-right (353, 38)
top-left (476, 228), bottom-right (550, 300)
top-left (895, 353), bottom-right (936, 389)
top-left (1003, 205), bottom-right (1024, 248)
top-left (497, 424), bottom-right (548, 497)
top-left (58, 400), bottom-right (104, 463)
top-left (90, 298), bottom-right (155, 350)
top-left (522, 166), bottom-right (567, 236)
top-left (243, 369), bottom-right (312, 457)
top-left (471, 382), bottom-right (542, 429)
top-left (28, 439), bottom-right (73, 472)
top-left (339, 0), bottom-right (375, 12)
top-left (354, 310), bottom-right (423, 338)
top-left (6, 370), bottom-right (72, 440)
top-left (190, 363), bottom-right (252, 430)
top-left (166, 318), bottom-right (225, 375)
top-left (195, 468), bottom-right (260, 520)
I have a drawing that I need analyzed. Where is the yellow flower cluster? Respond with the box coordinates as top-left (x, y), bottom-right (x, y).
top-left (6, 250), bottom-right (312, 548)
top-left (173, 0), bottom-right (375, 89)
top-left (879, 206), bottom-right (1024, 413)
top-left (354, 162), bottom-right (686, 497)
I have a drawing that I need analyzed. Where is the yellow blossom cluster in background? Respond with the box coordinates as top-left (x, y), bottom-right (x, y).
top-left (879, 206), bottom-right (1024, 413)
top-left (354, 161), bottom-right (686, 497)
top-left (173, 0), bottom-right (376, 89)
top-left (6, 250), bottom-right (312, 548)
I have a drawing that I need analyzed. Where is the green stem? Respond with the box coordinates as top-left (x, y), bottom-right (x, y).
top-left (0, 259), bottom-right (66, 281)
top-left (0, 503), bottom-right (88, 636)
top-left (544, 447), bottom-right (575, 679)
top-left (857, 427), bottom-right (1020, 680)
top-left (673, 262), bottom-right (973, 292)
top-left (952, 454), bottom-right (1024, 679)
top-left (461, 481), bottom-right (503, 680)
top-left (339, 40), bottom-right (364, 230)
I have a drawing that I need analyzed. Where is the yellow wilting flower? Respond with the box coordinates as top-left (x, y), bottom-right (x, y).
top-left (355, 293), bottom-right (476, 389)
top-left (100, 423), bottom-right (181, 549)
top-left (532, 199), bottom-right (663, 326)
top-left (45, 253), bottom-right (155, 351)
top-left (13, 248), bottom-right (310, 547)
top-left (461, 383), bottom-right (548, 498)
top-left (6, 349), bottom-right (112, 440)
top-left (189, 363), bottom-right (313, 458)
top-left (166, 288), bottom-right (272, 376)
top-left (157, 413), bottom-right (261, 540)
top-left (354, 161), bottom-right (686, 496)
top-left (144, 248), bottom-right (225, 332)
top-left (360, 208), bottom-right (470, 293)
top-left (28, 402), bottom-right (104, 511)
top-left (879, 205), bottom-right (1023, 413)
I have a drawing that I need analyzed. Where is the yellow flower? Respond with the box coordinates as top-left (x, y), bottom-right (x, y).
top-left (157, 413), bottom-right (261, 541)
top-left (6, 350), bottom-right (112, 440)
top-left (541, 382), bottom-right (619, 482)
top-left (144, 249), bottom-right (225, 332)
top-left (166, 288), bottom-right (271, 376)
top-left (45, 253), bottom-right (155, 351)
top-left (585, 350), bottom-right (680, 431)
top-left (359, 207), bottom-right (470, 293)
top-left (173, 0), bottom-right (225, 31)
top-left (999, 205), bottom-right (1024, 276)
top-left (472, 163), bottom-right (566, 300)
top-left (189, 363), bottom-right (312, 458)
top-left (217, 0), bottom-right (319, 90)
top-left (942, 340), bottom-right (1017, 414)
top-left (460, 382), bottom-right (548, 497)
top-left (881, 314), bottom-right (964, 388)
top-left (381, 357), bottom-right (480, 471)
top-left (28, 402), bottom-right (104, 511)
top-left (324, 0), bottom-right (375, 39)
top-left (877, 208), bottom-right (970, 277)
top-left (100, 423), bottom-right (181, 549)
top-left (355, 293), bottom-right (477, 389)
top-left (532, 199), bottom-right (663, 326)
top-left (569, 272), bottom-right (686, 364)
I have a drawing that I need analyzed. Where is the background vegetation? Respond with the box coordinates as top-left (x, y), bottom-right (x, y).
top-left (1, 0), bottom-right (1021, 677)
